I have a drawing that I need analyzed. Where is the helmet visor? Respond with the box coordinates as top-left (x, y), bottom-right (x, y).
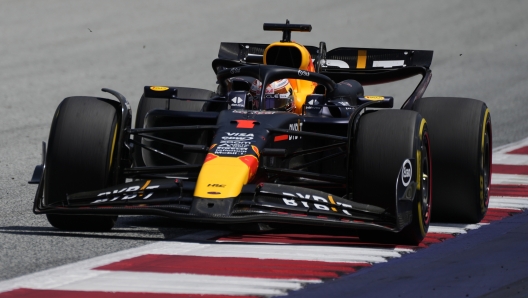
top-left (263, 94), bottom-right (292, 111)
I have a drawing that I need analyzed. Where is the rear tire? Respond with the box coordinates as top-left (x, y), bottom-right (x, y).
top-left (134, 87), bottom-right (213, 167)
top-left (413, 97), bottom-right (491, 223)
top-left (135, 87), bottom-right (213, 129)
top-left (44, 97), bottom-right (119, 231)
top-left (353, 110), bottom-right (432, 245)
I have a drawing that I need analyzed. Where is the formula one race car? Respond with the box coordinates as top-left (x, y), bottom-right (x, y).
top-left (29, 21), bottom-right (492, 245)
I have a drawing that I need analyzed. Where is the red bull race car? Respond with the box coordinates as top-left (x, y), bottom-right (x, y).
top-left (29, 21), bottom-right (492, 245)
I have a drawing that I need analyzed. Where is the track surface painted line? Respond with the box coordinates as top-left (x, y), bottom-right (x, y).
top-left (1, 138), bottom-right (527, 297)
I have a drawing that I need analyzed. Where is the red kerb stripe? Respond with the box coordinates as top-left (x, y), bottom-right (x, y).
top-left (490, 184), bottom-right (528, 197)
top-left (481, 208), bottom-right (522, 223)
top-left (507, 146), bottom-right (528, 155)
top-left (492, 164), bottom-right (528, 175)
top-left (0, 289), bottom-right (257, 298)
top-left (216, 233), bottom-right (405, 249)
top-left (95, 255), bottom-right (368, 280)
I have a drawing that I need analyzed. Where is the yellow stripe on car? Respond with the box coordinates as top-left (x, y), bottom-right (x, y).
top-left (417, 118), bottom-right (426, 189)
top-left (108, 124), bottom-right (118, 170)
top-left (150, 86), bottom-right (169, 91)
top-left (140, 180), bottom-right (151, 191)
top-left (357, 50), bottom-right (367, 69)
top-left (328, 195), bottom-right (337, 212)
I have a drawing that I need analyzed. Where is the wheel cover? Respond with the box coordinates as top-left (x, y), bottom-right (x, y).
top-left (421, 132), bottom-right (432, 227)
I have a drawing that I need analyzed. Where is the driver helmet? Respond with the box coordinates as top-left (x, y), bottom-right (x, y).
top-left (250, 79), bottom-right (294, 112)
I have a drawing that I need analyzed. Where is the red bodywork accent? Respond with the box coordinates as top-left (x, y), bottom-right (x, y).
top-left (274, 135), bottom-right (288, 142)
top-left (238, 155), bottom-right (259, 181)
top-left (251, 145), bottom-right (260, 157)
top-left (203, 153), bottom-right (218, 163)
top-left (236, 120), bottom-right (256, 129)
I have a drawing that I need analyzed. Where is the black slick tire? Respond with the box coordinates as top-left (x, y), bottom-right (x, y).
top-left (413, 97), bottom-right (491, 223)
top-left (353, 109), bottom-right (432, 245)
top-left (44, 96), bottom-right (119, 231)
top-left (134, 87), bottom-right (213, 167)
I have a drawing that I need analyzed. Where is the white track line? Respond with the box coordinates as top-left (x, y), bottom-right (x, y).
top-left (492, 174), bottom-right (528, 185)
top-left (54, 271), bottom-right (312, 296)
top-left (493, 154), bottom-right (528, 165)
top-left (493, 137), bottom-right (528, 155)
top-left (489, 197), bottom-right (528, 209)
top-left (428, 224), bottom-right (482, 234)
top-left (147, 242), bottom-right (406, 263)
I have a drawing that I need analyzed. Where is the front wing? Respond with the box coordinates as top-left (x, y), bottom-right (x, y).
top-left (33, 176), bottom-right (416, 233)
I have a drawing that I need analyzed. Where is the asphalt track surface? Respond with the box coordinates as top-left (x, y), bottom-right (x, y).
top-left (1, 0), bottom-right (528, 296)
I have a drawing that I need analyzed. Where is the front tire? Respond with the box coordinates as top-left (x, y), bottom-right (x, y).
top-left (353, 110), bottom-right (432, 245)
top-left (44, 96), bottom-right (119, 231)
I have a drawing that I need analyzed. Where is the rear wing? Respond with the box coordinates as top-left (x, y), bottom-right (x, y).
top-left (217, 42), bottom-right (433, 109)
top-left (219, 42), bottom-right (433, 68)
top-left (217, 42), bottom-right (433, 85)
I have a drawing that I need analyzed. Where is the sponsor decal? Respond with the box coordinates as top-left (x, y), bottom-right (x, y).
top-left (308, 99), bottom-right (320, 105)
top-left (324, 59), bottom-right (350, 68)
top-left (150, 86), bottom-right (169, 91)
top-left (364, 96), bottom-right (385, 100)
top-left (298, 70), bottom-right (310, 77)
top-left (288, 122), bottom-right (303, 140)
top-left (230, 67), bottom-right (241, 74)
top-left (372, 60), bottom-right (405, 68)
top-left (214, 132), bottom-right (254, 156)
top-left (401, 159), bottom-right (412, 187)
top-left (91, 184), bottom-right (160, 204)
top-left (281, 192), bottom-right (353, 215)
top-left (336, 101), bottom-right (351, 107)
top-left (231, 97), bottom-right (244, 104)
top-left (222, 132), bottom-right (254, 140)
top-left (208, 184), bottom-right (226, 188)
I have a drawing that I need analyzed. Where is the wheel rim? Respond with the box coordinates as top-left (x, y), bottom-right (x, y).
top-left (421, 132), bottom-right (432, 226)
top-left (482, 123), bottom-right (491, 209)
